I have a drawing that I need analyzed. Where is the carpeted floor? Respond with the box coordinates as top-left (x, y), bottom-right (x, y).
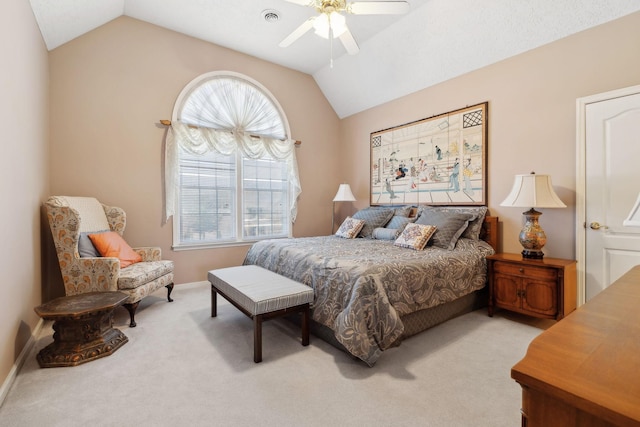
top-left (0, 281), bottom-right (550, 426)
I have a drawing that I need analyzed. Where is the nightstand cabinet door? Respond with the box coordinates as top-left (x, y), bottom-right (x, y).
top-left (493, 274), bottom-right (520, 310)
top-left (521, 279), bottom-right (557, 316)
top-left (493, 274), bottom-right (558, 317)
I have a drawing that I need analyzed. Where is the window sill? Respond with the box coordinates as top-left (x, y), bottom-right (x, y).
top-left (171, 234), bottom-right (291, 251)
top-left (171, 241), bottom-right (257, 251)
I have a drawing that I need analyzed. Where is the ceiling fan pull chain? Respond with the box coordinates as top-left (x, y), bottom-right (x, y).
top-left (329, 15), bottom-right (334, 68)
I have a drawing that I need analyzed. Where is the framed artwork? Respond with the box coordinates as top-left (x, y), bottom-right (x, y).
top-left (370, 102), bottom-right (487, 206)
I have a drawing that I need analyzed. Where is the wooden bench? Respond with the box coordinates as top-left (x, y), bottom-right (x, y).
top-left (208, 265), bottom-right (314, 363)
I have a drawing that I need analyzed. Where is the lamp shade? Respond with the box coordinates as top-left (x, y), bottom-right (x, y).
top-left (333, 184), bottom-right (356, 202)
top-left (624, 192), bottom-right (640, 226)
top-left (500, 173), bottom-right (566, 208)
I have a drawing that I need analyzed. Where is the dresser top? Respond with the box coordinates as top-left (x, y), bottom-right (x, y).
top-left (511, 265), bottom-right (640, 425)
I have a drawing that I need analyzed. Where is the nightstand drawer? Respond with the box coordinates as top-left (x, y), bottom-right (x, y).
top-left (493, 262), bottom-right (558, 280)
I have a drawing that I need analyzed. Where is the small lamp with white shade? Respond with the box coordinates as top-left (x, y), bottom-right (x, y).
top-left (500, 172), bottom-right (566, 259)
top-left (623, 192), bottom-right (640, 226)
top-left (332, 183), bottom-right (356, 233)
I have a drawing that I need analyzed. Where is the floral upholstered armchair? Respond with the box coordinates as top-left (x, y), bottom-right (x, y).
top-left (45, 196), bottom-right (174, 327)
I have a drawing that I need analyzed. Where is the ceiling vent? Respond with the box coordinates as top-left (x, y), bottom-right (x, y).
top-left (262, 9), bottom-right (280, 23)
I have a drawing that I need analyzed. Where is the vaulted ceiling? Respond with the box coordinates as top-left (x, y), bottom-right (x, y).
top-left (29, 0), bottom-right (640, 118)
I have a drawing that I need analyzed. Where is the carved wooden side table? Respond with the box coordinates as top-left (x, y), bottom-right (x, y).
top-left (34, 292), bottom-right (129, 367)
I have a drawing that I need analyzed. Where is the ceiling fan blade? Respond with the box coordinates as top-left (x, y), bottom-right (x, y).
top-left (279, 17), bottom-right (316, 47)
top-left (339, 27), bottom-right (360, 55)
top-left (348, 1), bottom-right (410, 15)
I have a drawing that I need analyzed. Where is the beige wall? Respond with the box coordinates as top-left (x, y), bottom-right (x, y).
top-left (0, 0), bottom-right (49, 393)
top-left (341, 11), bottom-right (640, 260)
top-left (48, 17), bottom-right (343, 286)
top-left (4, 7), bottom-right (640, 393)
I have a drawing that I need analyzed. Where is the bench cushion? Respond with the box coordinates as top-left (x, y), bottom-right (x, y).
top-left (208, 265), bottom-right (314, 315)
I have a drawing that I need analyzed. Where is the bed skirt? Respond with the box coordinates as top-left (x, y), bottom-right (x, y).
top-left (400, 286), bottom-right (488, 338)
top-left (287, 287), bottom-right (488, 359)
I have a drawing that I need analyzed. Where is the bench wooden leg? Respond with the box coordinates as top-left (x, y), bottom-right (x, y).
top-left (209, 279), bottom-right (312, 363)
top-left (211, 285), bottom-right (217, 318)
top-left (254, 315), bottom-right (263, 363)
top-left (301, 304), bottom-right (310, 347)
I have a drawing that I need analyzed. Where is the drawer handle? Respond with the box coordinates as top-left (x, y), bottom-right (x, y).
top-left (519, 268), bottom-right (524, 273)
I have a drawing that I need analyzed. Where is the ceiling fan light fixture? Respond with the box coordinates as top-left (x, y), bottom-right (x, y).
top-left (330, 12), bottom-right (347, 36)
top-left (312, 14), bottom-right (329, 38)
top-left (280, 0), bottom-right (408, 62)
top-left (313, 11), bottom-right (346, 39)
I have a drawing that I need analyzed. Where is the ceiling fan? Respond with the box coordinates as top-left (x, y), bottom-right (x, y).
top-left (279, 0), bottom-right (410, 65)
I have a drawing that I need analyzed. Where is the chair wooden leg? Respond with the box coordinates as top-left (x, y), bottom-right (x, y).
top-left (123, 302), bottom-right (139, 327)
top-left (166, 283), bottom-right (174, 302)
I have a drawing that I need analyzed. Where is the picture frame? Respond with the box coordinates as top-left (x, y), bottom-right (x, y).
top-left (370, 102), bottom-right (488, 206)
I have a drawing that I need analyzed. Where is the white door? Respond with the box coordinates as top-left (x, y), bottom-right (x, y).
top-left (578, 86), bottom-right (640, 303)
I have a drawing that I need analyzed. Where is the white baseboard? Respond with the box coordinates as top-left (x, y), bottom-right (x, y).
top-left (0, 319), bottom-right (44, 407)
top-left (1, 282), bottom-right (206, 406)
top-left (177, 281), bottom-right (210, 287)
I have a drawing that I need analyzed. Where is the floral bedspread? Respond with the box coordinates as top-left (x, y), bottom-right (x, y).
top-left (243, 236), bottom-right (494, 366)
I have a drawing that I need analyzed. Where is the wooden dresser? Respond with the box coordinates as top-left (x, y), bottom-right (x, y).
top-left (511, 266), bottom-right (640, 426)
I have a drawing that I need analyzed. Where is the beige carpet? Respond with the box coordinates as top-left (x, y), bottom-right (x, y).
top-left (0, 281), bottom-right (549, 427)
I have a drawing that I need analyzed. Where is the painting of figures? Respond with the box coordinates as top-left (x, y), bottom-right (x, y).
top-left (370, 102), bottom-right (487, 206)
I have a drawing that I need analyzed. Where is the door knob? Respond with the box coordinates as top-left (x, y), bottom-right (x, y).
top-left (589, 221), bottom-right (608, 230)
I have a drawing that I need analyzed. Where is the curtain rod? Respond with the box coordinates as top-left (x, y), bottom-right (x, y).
top-left (160, 120), bottom-right (301, 146)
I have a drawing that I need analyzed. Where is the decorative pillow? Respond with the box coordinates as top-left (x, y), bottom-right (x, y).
top-left (335, 217), bottom-right (366, 239)
top-left (417, 206), bottom-right (488, 240)
top-left (78, 231), bottom-right (107, 257)
top-left (385, 215), bottom-right (415, 231)
top-left (394, 205), bottom-right (414, 217)
top-left (352, 207), bottom-right (394, 238)
top-left (415, 210), bottom-right (475, 250)
top-left (394, 223), bottom-right (437, 250)
top-left (371, 205), bottom-right (413, 217)
top-left (88, 231), bottom-right (142, 268)
top-left (372, 227), bottom-right (400, 240)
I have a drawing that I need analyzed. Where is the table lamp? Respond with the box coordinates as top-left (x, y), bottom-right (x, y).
top-left (623, 192), bottom-right (640, 226)
top-left (500, 172), bottom-right (566, 259)
top-left (332, 183), bottom-right (356, 233)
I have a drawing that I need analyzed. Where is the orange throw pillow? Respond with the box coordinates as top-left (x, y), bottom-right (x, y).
top-left (88, 231), bottom-right (142, 268)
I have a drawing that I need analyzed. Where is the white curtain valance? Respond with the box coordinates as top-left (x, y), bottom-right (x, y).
top-left (164, 121), bottom-right (301, 223)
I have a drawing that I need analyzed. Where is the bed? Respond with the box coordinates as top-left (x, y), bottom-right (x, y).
top-left (243, 206), bottom-right (498, 366)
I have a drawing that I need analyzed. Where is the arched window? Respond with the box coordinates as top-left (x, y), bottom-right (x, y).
top-left (165, 71), bottom-right (301, 249)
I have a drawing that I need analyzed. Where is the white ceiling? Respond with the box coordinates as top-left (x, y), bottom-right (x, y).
top-left (29, 0), bottom-right (640, 118)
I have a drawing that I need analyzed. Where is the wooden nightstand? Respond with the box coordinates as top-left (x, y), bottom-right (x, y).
top-left (487, 253), bottom-right (577, 320)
